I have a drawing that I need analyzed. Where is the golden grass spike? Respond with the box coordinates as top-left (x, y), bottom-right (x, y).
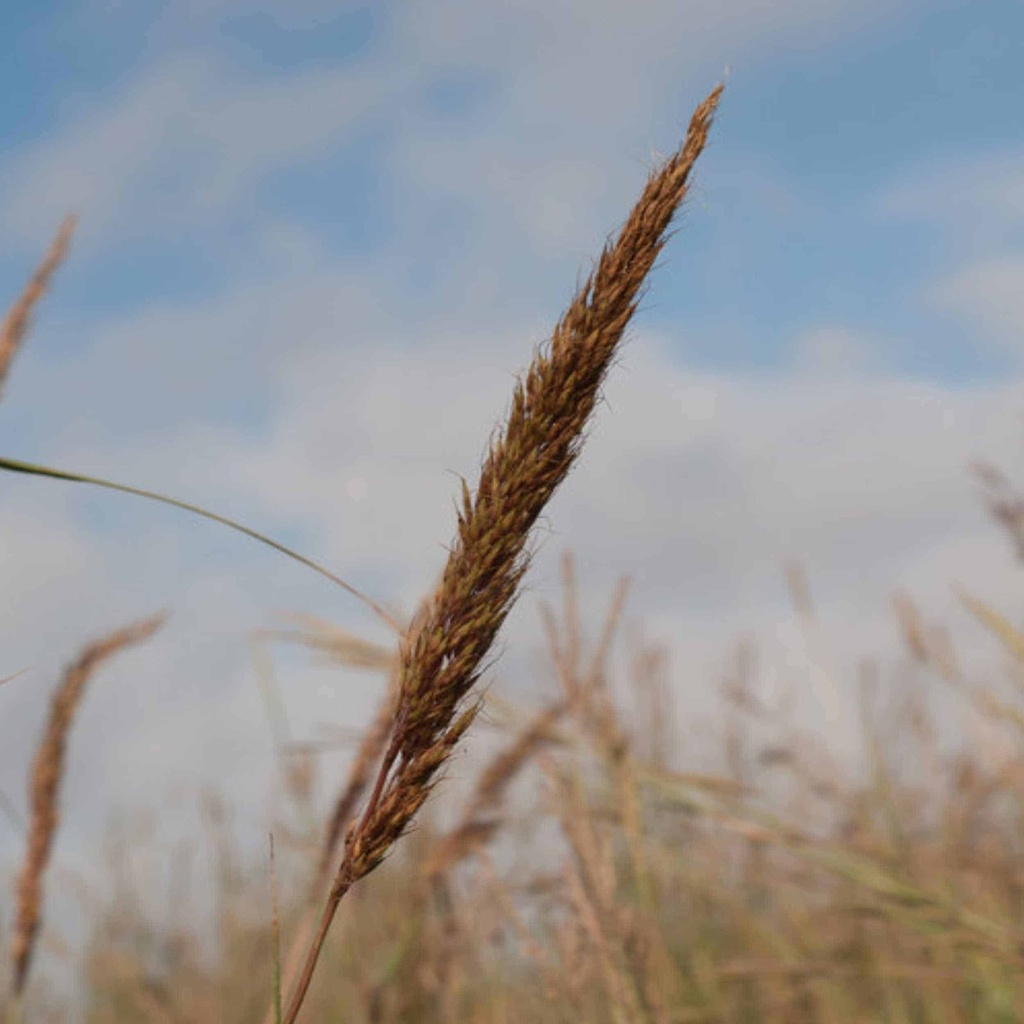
top-left (280, 82), bottom-right (724, 1024)
top-left (8, 612), bottom-right (166, 1002)
top-left (0, 216), bottom-right (76, 402)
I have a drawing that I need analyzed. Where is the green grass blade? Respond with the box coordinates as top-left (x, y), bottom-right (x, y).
top-left (0, 455), bottom-right (400, 636)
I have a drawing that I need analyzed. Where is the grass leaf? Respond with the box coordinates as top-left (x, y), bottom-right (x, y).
top-left (0, 454), bottom-right (400, 637)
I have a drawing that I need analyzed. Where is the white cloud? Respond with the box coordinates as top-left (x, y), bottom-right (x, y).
top-left (873, 149), bottom-right (1024, 355)
top-left (788, 325), bottom-right (889, 380)
top-left (874, 149), bottom-right (1024, 240)
top-left (4, 0), bottom-right (914, 260)
top-left (927, 256), bottom-right (1024, 354)
top-left (0, 55), bottom-right (422, 252)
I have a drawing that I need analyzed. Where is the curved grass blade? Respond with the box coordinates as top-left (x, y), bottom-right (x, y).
top-left (0, 454), bottom-right (400, 637)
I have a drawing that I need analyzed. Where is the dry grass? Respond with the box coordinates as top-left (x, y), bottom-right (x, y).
top-left (10, 544), bottom-right (1024, 1023)
top-left (7, 614), bottom-right (166, 1009)
top-left (8, 78), bottom-right (1024, 1024)
top-left (0, 213), bottom-right (168, 1020)
top-left (0, 216), bottom-right (76, 401)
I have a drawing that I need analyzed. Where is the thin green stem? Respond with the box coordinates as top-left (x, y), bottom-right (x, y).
top-left (0, 455), bottom-right (401, 637)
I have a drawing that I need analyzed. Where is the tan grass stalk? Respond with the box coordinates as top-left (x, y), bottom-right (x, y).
top-left (261, 645), bottom-right (401, 1024)
top-left (249, 639), bottom-right (317, 818)
top-left (560, 805), bottom-right (647, 1024)
top-left (538, 551), bottom-right (632, 721)
top-left (269, 834), bottom-right (283, 1024)
top-left (422, 698), bottom-right (566, 882)
top-left (630, 632), bottom-right (673, 769)
top-left (281, 82), bottom-right (724, 1023)
top-left (892, 590), bottom-right (929, 665)
top-left (0, 216), bottom-right (76, 401)
top-left (540, 556), bottom-right (654, 907)
top-left (415, 695), bottom-right (571, 1020)
top-left (261, 612), bottom-right (398, 672)
top-left (7, 612), bottom-right (166, 1001)
top-left (315, 669), bottom-right (401, 885)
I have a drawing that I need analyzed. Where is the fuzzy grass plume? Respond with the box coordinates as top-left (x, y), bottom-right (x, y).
top-left (0, 216), bottom-right (76, 401)
top-left (281, 82), bottom-right (724, 1023)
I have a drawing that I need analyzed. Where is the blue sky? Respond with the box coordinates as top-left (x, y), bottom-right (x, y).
top-left (3, 0), bottom-right (1022, 389)
top-left (2, 0), bottom-right (1024, 998)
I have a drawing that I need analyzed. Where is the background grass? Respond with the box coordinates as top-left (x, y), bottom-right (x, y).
top-left (7, 531), bottom-right (1024, 1022)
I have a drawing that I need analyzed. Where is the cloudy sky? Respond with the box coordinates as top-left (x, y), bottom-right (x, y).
top-left (2, 0), bottom-right (1024, 975)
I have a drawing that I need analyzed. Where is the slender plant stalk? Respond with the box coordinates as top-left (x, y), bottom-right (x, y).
top-left (8, 613), bottom-right (166, 1002)
top-left (269, 834), bottom-right (283, 1024)
top-left (281, 82), bottom-right (724, 1024)
top-left (260, 654), bottom-right (400, 1024)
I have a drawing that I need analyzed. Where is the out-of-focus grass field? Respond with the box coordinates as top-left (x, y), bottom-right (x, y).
top-left (9, 533), bottom-right (1024, 1024)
